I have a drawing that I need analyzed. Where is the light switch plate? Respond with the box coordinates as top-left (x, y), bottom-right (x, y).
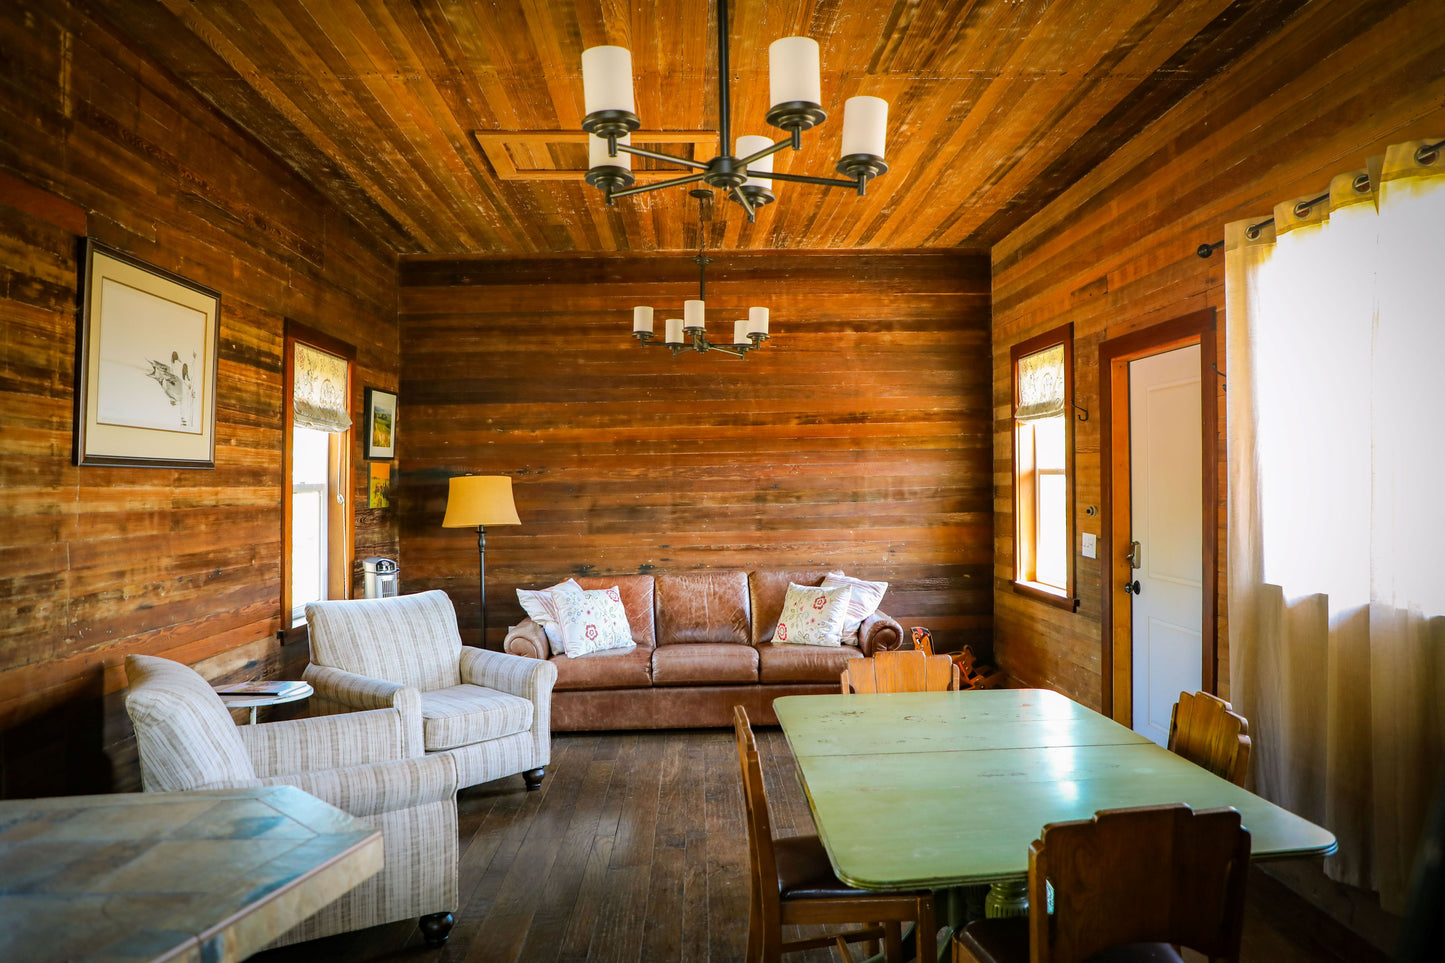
top-left (1081, 533), bottom-right (1098, 559)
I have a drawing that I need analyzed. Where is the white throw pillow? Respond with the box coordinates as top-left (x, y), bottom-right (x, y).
top-left (517, 579), bottom-right (584, 656)
top-left (556, 585), bottom-right (636, 658)
top-left (774, 582), bottom-right (853, 647)
top-left (823, 571), bottom-right (889, 646)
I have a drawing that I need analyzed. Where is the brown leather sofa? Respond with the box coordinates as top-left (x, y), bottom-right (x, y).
top-left (501, 569), bottom-right (904, 730)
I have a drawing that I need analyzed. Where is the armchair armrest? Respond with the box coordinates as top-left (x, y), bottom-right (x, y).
top-left (240, 707), bottom-right (409, 777)
top-left (459, 646), bottom-right (558, 700)
top-left (302, 664), bottom-right (424, 759)
top-left (859, 610), bottom-right (904, 656)
top-left (259, 752), bottom-right (459, 819)
top-left (502, 620), bottom-right (549, 660)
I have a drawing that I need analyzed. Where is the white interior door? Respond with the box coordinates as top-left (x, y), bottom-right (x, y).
top-left (1129, 345), bottom-right (1203, 746)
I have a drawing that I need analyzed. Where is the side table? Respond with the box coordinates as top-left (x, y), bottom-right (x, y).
top-left (215, 681), bottom-right (313, 724)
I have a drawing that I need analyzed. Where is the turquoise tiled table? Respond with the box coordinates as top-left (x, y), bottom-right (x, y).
top-left (0, 784), bottom-right (383, 963)
top-left (775, 689), bottom-right (1337, 896)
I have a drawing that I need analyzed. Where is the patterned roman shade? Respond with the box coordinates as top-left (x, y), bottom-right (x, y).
top-left (294, 341), bottom-right (352, 432)
top-left (1015, 342), bottom-right (1065, 422)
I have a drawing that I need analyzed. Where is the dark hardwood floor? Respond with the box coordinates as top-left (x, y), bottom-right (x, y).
top-left (253, 729), bottom-right (1390, 963)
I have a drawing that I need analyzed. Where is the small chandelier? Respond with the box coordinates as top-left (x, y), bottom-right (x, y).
top-left (580, 0), bottom-right (890, 221)
top-left (632, 190), bottom-right (769, 358)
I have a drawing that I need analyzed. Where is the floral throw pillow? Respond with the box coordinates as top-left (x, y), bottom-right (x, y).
top-left (516, 579), bottom-right (584, 656)
top-left (774, 582), bottom-right (853, 647)
top-left (823, 571), bottom-right (889, 646)
top-left (556, 586), bottom-right (636, 658)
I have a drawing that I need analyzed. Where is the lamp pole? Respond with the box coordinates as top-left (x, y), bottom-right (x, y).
top-left (475, 525), bottom-right (488, 647)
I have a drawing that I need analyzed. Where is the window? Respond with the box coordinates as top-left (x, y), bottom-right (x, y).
top-left (282, 324), bottom-right (356, 639)
top-left (1012, 325), bottom-right (1075, 608)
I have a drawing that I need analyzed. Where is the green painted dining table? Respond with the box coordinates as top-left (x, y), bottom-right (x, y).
top-left (773, 688), bottom-right (1337, 910)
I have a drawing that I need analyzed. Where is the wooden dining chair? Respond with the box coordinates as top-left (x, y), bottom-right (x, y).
top-left (1168, 690), bottom-right (1252, 786)
top-left (954, 804), bottom-right (1251, 963)
top-left (733, 706), bottom-right (935, 963)
top-left (841, 648), bottom-right (960, 693)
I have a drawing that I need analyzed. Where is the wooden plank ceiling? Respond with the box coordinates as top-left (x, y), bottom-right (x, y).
top-left (87, 0), bottom-right (1301, 256)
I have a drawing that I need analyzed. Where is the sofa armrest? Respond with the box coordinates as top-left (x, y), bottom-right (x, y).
top-left (503, 620), bottom-right (550, 660)
top-left (859, 610), bottom-right (904, 656)
top-left (259, 752), bottom-right (458, 819)
top-left (301, 664), bottom-right (424, 758)
top-left (458, 646), bottom-right (558, 699)
top-left (240, 707), bottom-right (410, 777)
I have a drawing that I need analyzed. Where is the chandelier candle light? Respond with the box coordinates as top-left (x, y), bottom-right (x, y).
top-left (586, 0), bottom-right (889, 358)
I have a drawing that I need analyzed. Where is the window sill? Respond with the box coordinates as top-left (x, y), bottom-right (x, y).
top-left (1013, 580), bottom-right (1079, 612)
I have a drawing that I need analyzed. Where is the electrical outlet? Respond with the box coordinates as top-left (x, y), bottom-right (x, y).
top-left (1081, 533), bottom-right (1098, 559)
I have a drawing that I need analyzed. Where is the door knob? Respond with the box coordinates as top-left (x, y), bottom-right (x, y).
top-left (1124, 580), bottom-right (1141, 595)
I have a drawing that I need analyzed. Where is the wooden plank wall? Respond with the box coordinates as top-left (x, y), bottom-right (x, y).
top-left (396, 251), bottom-right (992, 651)
top-left (989, 0), bottom-right (1445, 707)
top-left (0, 0), bottom-right (399, 797)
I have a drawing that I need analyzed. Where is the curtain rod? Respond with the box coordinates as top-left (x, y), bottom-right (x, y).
top-left (1196, 139), bottom-right (1444, 259)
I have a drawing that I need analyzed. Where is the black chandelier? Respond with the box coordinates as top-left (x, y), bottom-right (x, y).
top-left (580, 0), bottom-right (891, 221)
top-left (631, 189), bottom-right (769, 358)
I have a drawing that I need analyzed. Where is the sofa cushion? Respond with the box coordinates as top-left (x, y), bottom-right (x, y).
top-left (757, 642), bottom-right (863, 684)
top-left (553, 645), bottom-right (654, 691)
top-left (823, 571), bottom-right (889, 646)
top-left (652, 643), bottom-right (758, 686)
top-left (419, 684), bottom-right (532, 751)
top-left (575, 574), bottom-right (657, 649)
top-left (516, 578), bottom-right (582, 655)
top-left (656, 571), bottom-right (751, 645)
top-left (556, 586), bottom-right (636, 658)
top-left (749, 569), bottom-right (835, 644)
top-left (775, 582), bottom-right (852, 647)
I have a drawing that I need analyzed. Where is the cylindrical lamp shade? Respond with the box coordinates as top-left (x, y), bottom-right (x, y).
top-left (748, 306), bottom-right (770, 336)
top-left (441, 475), bottom-right (521, 528)
top-left (633, 305), bottom-right (654, 334)
top-left (736, 135), bottom-right (774, 189)
top-left (665, 318), bottom-right (685, 344)
top-left (581, 45), bottom-right (635, 115)
top-left (769, 37), bottom-right (821, 107)
top-left (841, 96), bottom-right (888, 158)
top-left (734, 320), bottom-right (751, 345)
top-left (589, 132), bottom-right (631, 170)
top-left (683, 299), bottom-right (705, 330)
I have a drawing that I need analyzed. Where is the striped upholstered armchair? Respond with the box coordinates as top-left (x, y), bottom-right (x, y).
top-left (303, 590), bottom-right (558, 792)
top-left (123, 653), bottom-right (460, 947)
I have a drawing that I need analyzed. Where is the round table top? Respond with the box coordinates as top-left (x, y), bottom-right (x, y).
top-left (215, 681), bottom-right (314, 709)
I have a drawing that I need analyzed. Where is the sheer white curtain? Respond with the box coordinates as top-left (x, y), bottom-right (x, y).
top-left (1226, 139), bottom-right (1445, 911)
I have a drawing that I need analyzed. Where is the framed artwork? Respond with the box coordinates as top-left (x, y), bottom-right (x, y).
top-left (363, 387), bottom-right (397, 460)
top-left (368, 461), bottom-right (391, 508)
top-left (76, 241), bottom-right (221, 468)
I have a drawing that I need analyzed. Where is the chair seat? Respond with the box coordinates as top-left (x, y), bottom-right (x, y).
top-left (774, 834), bottom-right (929, 902)
top-left (957, 918), bottom-right (1186, 963)
top-left (420, 684), bottom-right (533, 751)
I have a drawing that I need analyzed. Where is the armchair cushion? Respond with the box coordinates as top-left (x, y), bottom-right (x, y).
top-left (307, 590), bottom-right (463, 692)
top-left (420, 685), bottom-right (533, 751)
top-left (124, 654), bottom-right (258, 791)
top-left (259, 753), bottom-right (458, 819)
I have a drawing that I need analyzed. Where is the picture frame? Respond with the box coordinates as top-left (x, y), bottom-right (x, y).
top-left (363, 387), bottom-right (397, 460)
top-left (76, 240), bottom-right (221, 468)
top-left (368, 461), bottom-right (392, 508)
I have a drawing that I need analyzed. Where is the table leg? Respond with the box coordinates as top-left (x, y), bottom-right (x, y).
top-left (248, 706), bottom-right (258, 726)
top-left (984, 880), bottom-right (1028, 918)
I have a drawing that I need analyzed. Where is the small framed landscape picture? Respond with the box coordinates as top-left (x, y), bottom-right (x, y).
top-left (76, 240), bottom-right (221, 468)
top-left (363, 387), bottom-right (397, 460)
top-left (368, 461), bottom-right (391, 508)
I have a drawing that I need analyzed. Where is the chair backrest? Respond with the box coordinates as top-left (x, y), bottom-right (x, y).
top-left (307, 590), bottom-right (464, 692)
top-left (841, 649), bottom-right (959, 693)
top-left (124, 654), bottom-right (259, 792)
top-left (1029, 804), bottom-right (1250, 963)
top-left (734, 706), bottom-right (781, 934)
top-left (1168, 690), bottom-right (1252, 787)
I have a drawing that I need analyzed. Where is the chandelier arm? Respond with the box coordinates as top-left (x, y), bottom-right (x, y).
top-left (608, 171), bottom-right (709, 200)
top-left (731, 186), bottom-right (757, 221)
top-left (765, 170), bottom-right (866, 189)
top-left (735, 135), bottom-right (796, 168)
top-left (614, 143), bottom-right (711, 170)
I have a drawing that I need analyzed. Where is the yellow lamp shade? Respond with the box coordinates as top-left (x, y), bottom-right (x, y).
top-left (441, 475), bottom-right (520, 528)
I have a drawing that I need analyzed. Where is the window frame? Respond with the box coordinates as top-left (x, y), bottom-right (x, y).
top-left (1010, 323), bottom-right (1078, 611)
top-left (281, 321), bottom-right (357, 643)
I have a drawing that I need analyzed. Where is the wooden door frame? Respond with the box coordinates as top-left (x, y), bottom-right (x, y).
top-left (1098, 308), bottom-right (1218, 726)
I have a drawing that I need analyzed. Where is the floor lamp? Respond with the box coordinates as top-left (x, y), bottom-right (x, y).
top-left (441, 475), bottom-right (520, 647)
